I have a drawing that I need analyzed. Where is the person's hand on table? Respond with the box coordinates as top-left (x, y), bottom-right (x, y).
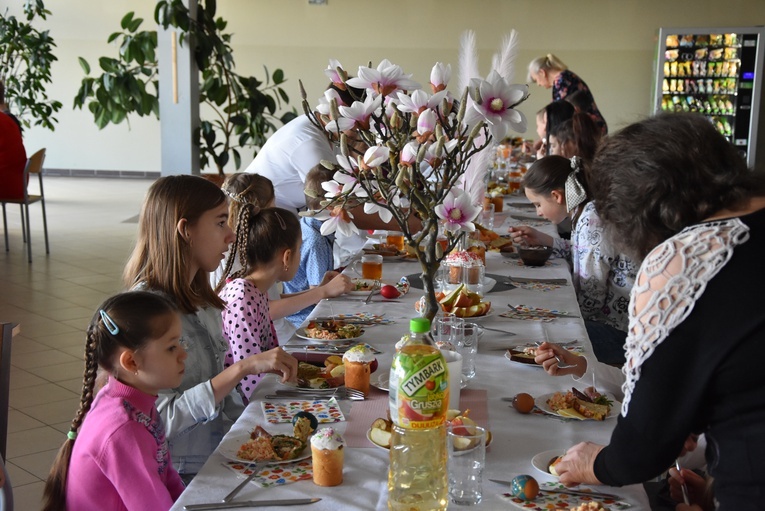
top-left (668, 466), bottom-right (710, 509)
top-left (556, 442), bottom-right (604, 486)
top-left (244, 347), bottom-right (298, 383)
top-left (508, 225), bottom-right (546, 246)
top-left (320, 271), bottom-right (354, 297)
top-left (534, 341), bottom-right (586, 377)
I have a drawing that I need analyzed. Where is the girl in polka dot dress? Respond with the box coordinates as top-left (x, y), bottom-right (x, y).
top-left (219, 204), bottom-right (302, 401)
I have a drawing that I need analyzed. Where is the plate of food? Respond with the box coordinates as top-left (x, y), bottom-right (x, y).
top-left (371, 373), bottom-right (389, 392)
top-left (219, 428), bottom-right (311, 465)
top-left (367, 427), bottom-right (391, 451)
top-left (363, 244), bottom-right (406, 259)
top-left (504, 348), bottom-right (542, 367)
top-left (531, 449), bottom-right (566, 478)
top-left (280, 359), bottom-right (346, 390)
top-left (349, 279), bottom-right (381, 295)
top-left (296, 320), bottom-right (365, 342)
top-left (535, 387), bottom-right (620, 421)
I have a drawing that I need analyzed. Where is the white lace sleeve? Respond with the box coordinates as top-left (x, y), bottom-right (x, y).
top-left (620, 218), bottom-right (750, 416)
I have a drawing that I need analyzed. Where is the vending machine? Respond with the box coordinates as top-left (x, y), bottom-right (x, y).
top-left (654, 26), bottom-right (765, 169)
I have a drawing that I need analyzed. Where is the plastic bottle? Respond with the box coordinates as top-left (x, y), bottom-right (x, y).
top-left (387, 317), bottom-right (449, 511)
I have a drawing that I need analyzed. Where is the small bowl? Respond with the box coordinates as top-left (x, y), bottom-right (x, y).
top-left (518, 246), bottom-right (553, 267)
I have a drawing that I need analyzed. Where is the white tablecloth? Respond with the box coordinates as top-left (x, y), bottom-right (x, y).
top-left (171, 211), bottom-right (649, 510)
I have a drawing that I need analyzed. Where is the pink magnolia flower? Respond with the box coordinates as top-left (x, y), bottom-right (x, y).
top-left (430, 62), bottom-right (451, 93)
top-left (316, 89), bottom-right (345, 117)
top-left (400, 141), bottom-right (420, 166)
top-left (360, 145), bottom-right (390, 170)
top-left (434, 188), bottom-right (480, 233)
top-left (337, 94), bottom-right (382, 130)
top-left (320, 178), bottom-right (343, 199)
top-left (346, 59), bottom-right (420, 96)
top-left (424, 139), bottom-right (459, 168)
top-left (416, 109), bottom-right (437, 141)
top-left (323, 59), bottom-right (346, 88)
top-left (396, 90), bottom-right (430, 115)
top-left (469, 70), bottom-right (529, 140)
top-left (314, 207), bottom-right (359, 238)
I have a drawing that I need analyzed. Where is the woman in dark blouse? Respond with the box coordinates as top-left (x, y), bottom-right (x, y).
top-left (528, 54), bottom-right (607, 134)
top-left (555, 113), bottom-right (765, 510)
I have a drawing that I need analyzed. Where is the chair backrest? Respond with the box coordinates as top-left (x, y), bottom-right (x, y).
top-left (25, 149), bottom-right (45, 176)
top-left (0, 323), bottom-right (17, 463)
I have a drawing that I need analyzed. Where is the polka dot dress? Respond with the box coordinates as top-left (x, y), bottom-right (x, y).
top-left (219, 278), bottom-right (279, 400)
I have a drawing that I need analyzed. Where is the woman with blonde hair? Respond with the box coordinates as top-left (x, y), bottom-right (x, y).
top-left (528, 53), bottom-right (607, 134)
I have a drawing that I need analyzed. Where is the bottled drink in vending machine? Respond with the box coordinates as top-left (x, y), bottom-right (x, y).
top-left (387, 317), bottom-right (449, 511)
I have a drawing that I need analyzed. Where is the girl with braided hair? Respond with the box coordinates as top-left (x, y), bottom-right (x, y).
top-left (42, 291), bottom-right (186, 511)
top-left (124, 175), bottom-right (297, 479)
top-left (219, 204), bottom-right (303, 400)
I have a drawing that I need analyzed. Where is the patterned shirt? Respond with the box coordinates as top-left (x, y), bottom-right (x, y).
top-left (283, 216), bottom-right (335, 327)
top-left (553, 69), bottom-right (607, 134)
top-left (553, 202), bottom-right (638, 331)
top-left (220, 278), bottom-right (279, 400)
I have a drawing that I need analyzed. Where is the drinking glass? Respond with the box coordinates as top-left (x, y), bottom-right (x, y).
top-left (386, 230), bottom-right (405, 251)
top-left (480, 202), bottom-right (494, 230)
top-left (352, 254), bottom-right (383, 280)
top-left (431, 315), bottom-right (465, 348)
top-left (439, 349), bottom-right (462, 410)
top-left (458, 323), bottom-right (479, 384)
top-left (447, 424), bottom-right (487, 505)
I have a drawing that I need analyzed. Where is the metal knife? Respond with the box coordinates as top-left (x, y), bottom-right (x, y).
top-left (507, 277), bottom-right (568, 285)
top-left (511, 214), bottom-right (550, 222)
top-left (489, 479), bottom-right (619, 499)
top-left (184, 498), bottom-right (321, 510)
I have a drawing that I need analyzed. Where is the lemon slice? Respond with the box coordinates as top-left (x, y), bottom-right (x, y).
top-left (557, 408), bottom-right (586, 420)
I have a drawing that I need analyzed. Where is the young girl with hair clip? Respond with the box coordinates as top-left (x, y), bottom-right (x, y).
top-left (42, 291), bottom-right (186, 511)
top-left (508, 155), bottom-right (638, 366)
top-left (215, 173), bottom-right (351, 342)
top-left (124, 175), bottom-right (297, 478)
top-left (219, 205), bottom-right (303, 400)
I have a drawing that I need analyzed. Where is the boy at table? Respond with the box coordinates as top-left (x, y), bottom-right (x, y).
top-left (282, 165), bottom-right (352, 327)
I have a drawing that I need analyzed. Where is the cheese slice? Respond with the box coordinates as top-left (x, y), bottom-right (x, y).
top-left (556, 407), bottom-right (586, 420)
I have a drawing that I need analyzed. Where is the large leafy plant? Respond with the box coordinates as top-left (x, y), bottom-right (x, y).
top-left (74, 0), bottom-right (295, 174)
top-left (0, 0), bottom-right (62, 130)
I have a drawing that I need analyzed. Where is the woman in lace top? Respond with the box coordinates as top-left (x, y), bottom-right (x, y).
top-left (509, 155), bottom-right (638, 365)
top-left (552, 113), bottom-right (765, 510)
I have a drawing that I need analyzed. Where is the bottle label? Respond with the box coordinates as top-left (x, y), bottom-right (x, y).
top-left (390, 350), bottom-right (449, 429)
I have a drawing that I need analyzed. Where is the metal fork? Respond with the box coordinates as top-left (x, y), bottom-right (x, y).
top-left (538, 325), bottom-right (576, 369)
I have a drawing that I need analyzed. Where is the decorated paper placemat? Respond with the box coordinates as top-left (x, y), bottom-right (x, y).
top-left (501, 481), bottom-right (631, 510)
top-left (512, 281), bottom-right (563, 292)
top-left (262, 398), bottom-right (345, 424)
top-left (499, 305), bottom-right (578, 321)
top-left (222, 460), bottom-right (312, 488)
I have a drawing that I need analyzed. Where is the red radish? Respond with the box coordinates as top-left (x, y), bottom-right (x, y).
top-left (380, 284), bottom-right (400, 299)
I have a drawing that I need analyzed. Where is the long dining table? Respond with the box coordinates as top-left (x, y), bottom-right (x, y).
top-left (170, 209), bottom-right (650, 510)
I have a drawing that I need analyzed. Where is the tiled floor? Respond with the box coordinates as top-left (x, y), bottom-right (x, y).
top-left (1, 177), bottom-right (153, 509)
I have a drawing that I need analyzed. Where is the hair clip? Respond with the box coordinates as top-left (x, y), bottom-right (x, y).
top-left (570, 156), bottom-right (581, 173)
top-left (274, 211), bottom-right (287, 230)
top-left (99, 309), bottom-right (120, 335)
top-left (67, 430), bottom-right (77, 441)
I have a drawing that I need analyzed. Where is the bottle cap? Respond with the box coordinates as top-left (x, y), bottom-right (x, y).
top-left (410, 317), bottom-right (430, 333)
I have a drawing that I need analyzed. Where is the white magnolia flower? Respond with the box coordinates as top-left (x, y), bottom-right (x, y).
top-left (434, 188), bottom-right (480, 233)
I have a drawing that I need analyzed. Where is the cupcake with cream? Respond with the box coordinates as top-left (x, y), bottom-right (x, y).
top-left (342, 345), bottom-right (375, 396)
top-left (310, 427), bottom-right (344, 486)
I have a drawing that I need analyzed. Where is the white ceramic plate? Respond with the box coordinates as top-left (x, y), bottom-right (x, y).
top-left (218, 431), bottom-right (311, 465)
top-left (348, 279), bottom-right (381, 295)
top-left (366, 428), bottom-right (390, 451)
top-left (295, 328), bottom-right (364, 343)
top-left (503, 349), bottom-right (542, 368)
top-left (371, 373), bottom-right (389, 392)
top-left (483, 277), bottom-right (497, 294)
top-left (531, 449), bottom-right (565, 478)
top-left (534, 392), bottom-right (620, 420)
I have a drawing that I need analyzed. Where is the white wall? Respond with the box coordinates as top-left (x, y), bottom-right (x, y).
top-left (12, 0), bottom-right (765, 173)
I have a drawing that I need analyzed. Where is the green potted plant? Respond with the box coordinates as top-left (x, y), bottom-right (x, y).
top-left (74, 0), bottom-right (295, 177)
top-left (0, 0), bottom-right (62, 130)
